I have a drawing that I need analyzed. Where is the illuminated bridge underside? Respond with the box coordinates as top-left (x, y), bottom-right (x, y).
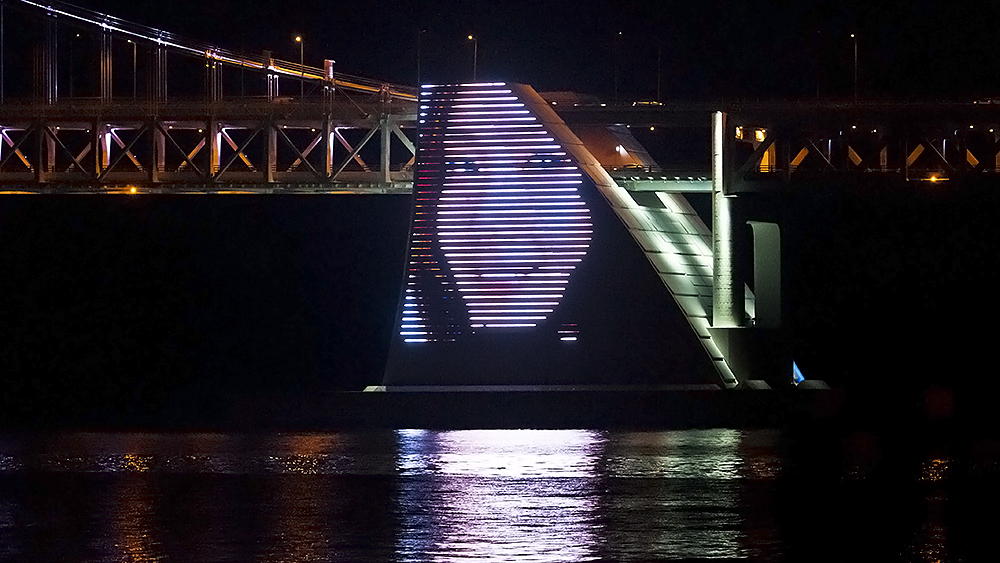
top-left (385, 83), bottom-right (736, 387)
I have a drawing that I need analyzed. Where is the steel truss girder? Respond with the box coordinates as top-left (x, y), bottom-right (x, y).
top-left (0, 114), bottom-right (417, 187)
top-left (722, 117), bottom-right (1000, 193)
top-left (0, 128), bottom-right (36, 171)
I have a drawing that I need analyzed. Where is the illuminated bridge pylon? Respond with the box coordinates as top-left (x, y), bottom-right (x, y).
top-left (384, 83), bottom-right (739, 389)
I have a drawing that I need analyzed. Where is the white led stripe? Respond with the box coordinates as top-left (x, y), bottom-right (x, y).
top-left (401, 83), bottom-right (591, 338)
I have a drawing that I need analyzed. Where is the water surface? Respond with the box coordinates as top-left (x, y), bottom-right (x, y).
top-left (0, 429), bottom-right (991, 561)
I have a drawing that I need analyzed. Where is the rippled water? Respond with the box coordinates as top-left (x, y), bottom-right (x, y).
top-left (0, 429), bottom-right (991, 562)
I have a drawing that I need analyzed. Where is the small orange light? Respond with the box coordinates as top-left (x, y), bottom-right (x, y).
top-left (929, 175), bottom-right (938, 183)
top-left (130, 187), bottom-right (137, 194)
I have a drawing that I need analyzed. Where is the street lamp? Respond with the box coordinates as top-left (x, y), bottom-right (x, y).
top-left (851, 33), bottom-right (857, 101)
top-left (127, 39), bottom-right (136, 98)
top-left (614, 31), bottom-right (622, 102)
top-left (295, 35), bottom-right (303, 98)
top-left (416, 28), bottom-right (427, 86)
top-left (467, 34), bottom-right (477, 82)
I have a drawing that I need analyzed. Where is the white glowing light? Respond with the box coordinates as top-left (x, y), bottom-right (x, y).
top-left (401, 82), bottom-right (592, 336)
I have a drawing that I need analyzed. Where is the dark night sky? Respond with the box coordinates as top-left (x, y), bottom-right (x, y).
top-left (75, 0), bottom-right (1000, 100)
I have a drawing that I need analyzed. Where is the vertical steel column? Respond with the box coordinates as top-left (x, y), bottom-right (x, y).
top-left (94, 122), bottom-right (109, 176)
top-left (209, 119), bottom-right (220, 177)
top-left (746, 221), bottom-right (781, 328)
top-left (265, 120), bottom-right (277, 182)
top-left (41, 16), bottom-right (57, 104)
top-left (91, 122), bottom-right (99, 177)
top-left (35, 122), bottom-right (46, 182)
top-left (101, 124), bottom-right (110, 171)
top-left (324, 59), bottom-right (335, 178)
top-left (206, 59), bottom-right (221, 102)
top-left (324, 116), bottom-right (333, 178)
top-left (712, 111), bottom-right (744, 328)
top-left (42, 123), bottom-right (55, 180)
top-left (100, 31), bottom-right (112, 103)
top-left (151, 47), bottom-right (167, 104)
top-left (149, 119), bottom-right (164, 183)
top-left (264, 51), bottom-right (278, 100)
top-left (1, 1), bottom-right (5, 104)
top-left (324, 60), bottom-right (335, 79)
top-left (380, 115), bottom-right (391, 183)
top-left (995, 130), bottom-right (1000, 172)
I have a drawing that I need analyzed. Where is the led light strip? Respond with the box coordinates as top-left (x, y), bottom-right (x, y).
top-left (400, 82), bottom-right (591, 341)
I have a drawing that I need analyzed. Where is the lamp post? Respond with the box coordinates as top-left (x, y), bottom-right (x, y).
top-left (295, 35), bottom-right (303, 98)
top-left (614, 31), bottom-right (622, 103)
top-left (851, 33), bottom-right (857, 101)
top-left (416, 28), bottom-right (427, 86)
top-left (467, 34), bottom-right (477, 82)
top-left (127, 39), bottom-right (136, 98)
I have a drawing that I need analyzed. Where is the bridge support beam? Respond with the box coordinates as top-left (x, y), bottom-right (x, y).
top-left (39, 16), bottom-right (58, 104)
top-left (209, 119), bottom-right (220, 177)
top-left (711, 111), bottom-right (744, 328)
top-left (151, 47), bottom-right (167, 104)
top-left (206, 60), bottom-right (221, 102)
top-left (265, 120), bottom-right (277, 182)
top-left (264, 51), bottom-right (278, 100)
top-left (100, 32), bottom-right (112, 103)
top-left (324, 115), bottom-right (333, 177)
top-left (380, 115), bottom-right (392, 184)
top-left (747, 221), bottom-right (781, 328)
top-left (149, 119), bottom-right (164, 183)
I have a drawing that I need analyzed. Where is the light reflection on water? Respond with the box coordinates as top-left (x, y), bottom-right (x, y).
top-left (0, 428), bottom-right (982, 561)
top-left (395, 429), bottom-right (605, 562)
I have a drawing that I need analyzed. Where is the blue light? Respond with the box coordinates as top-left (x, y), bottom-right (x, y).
top-left (792, 361), bottom-right (805, 385)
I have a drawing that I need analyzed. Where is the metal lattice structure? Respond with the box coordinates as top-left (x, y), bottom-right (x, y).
top-left (0, 0), bottom-right (418, 193)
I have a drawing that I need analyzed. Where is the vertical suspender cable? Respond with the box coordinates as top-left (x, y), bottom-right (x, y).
top-left (1, 0), bottom-right (5, 103)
